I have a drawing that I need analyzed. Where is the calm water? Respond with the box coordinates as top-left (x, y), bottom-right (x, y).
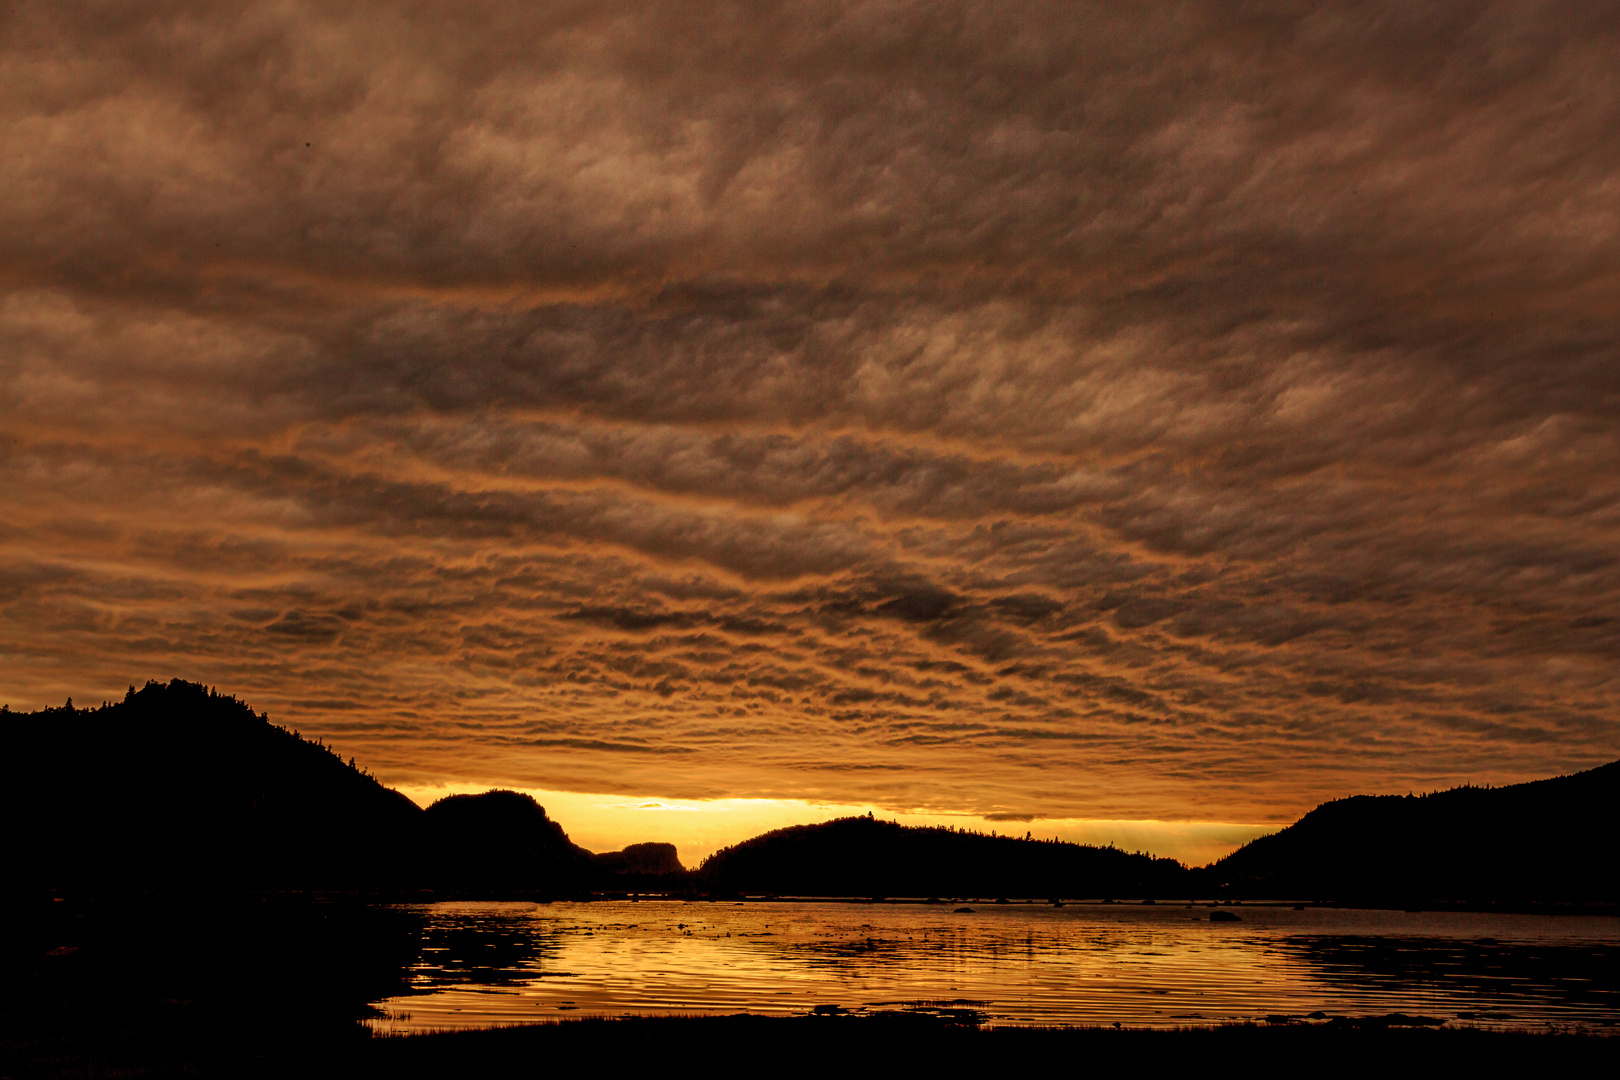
top-left (367, 901), bottom-right (1620, 1033)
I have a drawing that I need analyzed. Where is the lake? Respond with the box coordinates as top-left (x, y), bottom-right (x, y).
top-left (366, 900), bottom-right (1620, 1032)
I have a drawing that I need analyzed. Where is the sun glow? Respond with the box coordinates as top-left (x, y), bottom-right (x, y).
top-left (392, 783), bottom-right (1275, 869)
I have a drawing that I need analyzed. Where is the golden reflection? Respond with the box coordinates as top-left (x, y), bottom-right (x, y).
top-left (369, 901), bottom-right (1620, 1033)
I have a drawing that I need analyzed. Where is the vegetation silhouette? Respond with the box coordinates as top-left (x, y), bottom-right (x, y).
top-left (696, 814), bottom-right (1187, 898)
top-left (421, 790), bottom-right (594, 895)
top-left (3, 681), bottom-right (600, 897)
top-left (7, 678), bottom-right (1620, 904)
top-left (6, 680), bottom-right (424, 895)
top-left (10, 680), bottom-right (1620, 1075)
top-left (1203, 761), bottom-right (1620, 902)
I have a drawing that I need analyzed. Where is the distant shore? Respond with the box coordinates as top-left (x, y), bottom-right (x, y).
top-left (594, 893), bottom-right (1620, 916)
top-left (368, 890), bottom-right (1620, 918)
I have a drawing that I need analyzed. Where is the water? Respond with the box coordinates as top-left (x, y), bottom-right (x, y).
top-left (367, 900), bottom-right (1620, 1033)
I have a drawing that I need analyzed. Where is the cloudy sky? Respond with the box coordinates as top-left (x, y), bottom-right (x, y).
top-left (5, 1), bottom-right (1619, 862)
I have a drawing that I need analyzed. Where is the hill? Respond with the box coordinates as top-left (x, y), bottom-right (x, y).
top-left (2, 680), bottom-right (594, 897)
top-left (422, 790), bottom-right (594, 893)
top-left (1205, 760), bottom-right (1620, 901)
top-left (592, 842), bottom-right (684, 876)
top-left (13, 679), bottom-right (1618, 904)
top-left (697, 815), bottom-right (1187, 898)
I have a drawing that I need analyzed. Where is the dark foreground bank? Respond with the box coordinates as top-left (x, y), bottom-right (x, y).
top-left (373, 1018), bottom-right (1620, 1076)
top-left (6, 1014), bottom-right (1619, 1079)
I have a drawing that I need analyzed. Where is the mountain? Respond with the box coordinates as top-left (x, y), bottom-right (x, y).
top-left (3, 680), bottom-right (593, 897)
top-left (697, 815), bottom-right (1187, 898)
top-left (1205, 760), bottom-right (1620, 901)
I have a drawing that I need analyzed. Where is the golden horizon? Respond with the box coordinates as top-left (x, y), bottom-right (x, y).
top-left (391, 781), bottom-right (1278, 869)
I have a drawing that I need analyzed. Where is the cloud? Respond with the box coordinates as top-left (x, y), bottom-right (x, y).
top-left (2, 2), bottom-right (1619, 830)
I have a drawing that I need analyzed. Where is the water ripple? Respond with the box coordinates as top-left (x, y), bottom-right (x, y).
top-left (367, 901), bottom-right (1620, 1033)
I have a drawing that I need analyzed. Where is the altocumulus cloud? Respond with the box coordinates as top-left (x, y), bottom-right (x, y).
top-left (3, 1), bottom-right (1620, 827)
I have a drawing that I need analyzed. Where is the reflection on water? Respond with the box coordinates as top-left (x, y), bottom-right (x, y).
top-left (368, 901), bottom-right (1620, 1032)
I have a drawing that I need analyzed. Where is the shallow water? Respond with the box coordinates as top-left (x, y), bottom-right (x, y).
top-left (366, 901), bottom-right (1620, 1032)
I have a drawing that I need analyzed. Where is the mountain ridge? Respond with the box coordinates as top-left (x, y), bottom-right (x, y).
top-left (697, 814), bottom-right (1185, 898)
top-left (4, 681), bottom-right (600, 896)
top-left (1204, 759), bottom-right (1620, 900)
top-left (7, 679), bottom-right (1618, 902)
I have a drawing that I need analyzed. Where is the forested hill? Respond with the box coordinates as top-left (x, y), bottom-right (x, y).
top-left (1206, 760), bottom-right (1620, 901)
top-left (13, 680), bottom-right (1617, 903)
top-left (2, 680), bottom-right (593, 896)
top-left (698, 815), bottom-right (1188, 898)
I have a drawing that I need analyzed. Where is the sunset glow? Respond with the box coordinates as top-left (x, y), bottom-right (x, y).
top-left (392, 784), bottom-right (1276, 867)
top-left (6, 2), bottom-right (1620, 860)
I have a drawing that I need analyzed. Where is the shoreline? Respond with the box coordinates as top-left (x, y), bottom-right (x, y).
top-left (8, 895), bottom-right (1617, 1076)
top-left (354, 1015), bottom-right (1620, 1075)
top-left (18, 889), bottom-right (1620, 917)
top-left (434, 892), bottom-right (1620, 918)
top-left (8, 1014), bottom-right (1615, 1078)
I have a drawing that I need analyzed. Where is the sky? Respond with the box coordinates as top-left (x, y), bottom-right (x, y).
top-left (4, 2), bottom-right (1620, 865)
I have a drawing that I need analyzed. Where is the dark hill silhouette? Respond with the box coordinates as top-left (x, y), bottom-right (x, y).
top-left (593, 842), bottom-right (684, 876)
top-left (5, 680), bottom-right (425, 894)
top-left (697, 815), bottom-right (1187, 898)
top-left (12, 679), bottom-right (1619, 904)
top-left (3, 680), bottom-right (593, 896)
top-left (423, 790), bottom-right (593, 893)
top-left (591, 841), bottom-right (687, 891)
top-left (1206, 760), bottom-right (1620, 901)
